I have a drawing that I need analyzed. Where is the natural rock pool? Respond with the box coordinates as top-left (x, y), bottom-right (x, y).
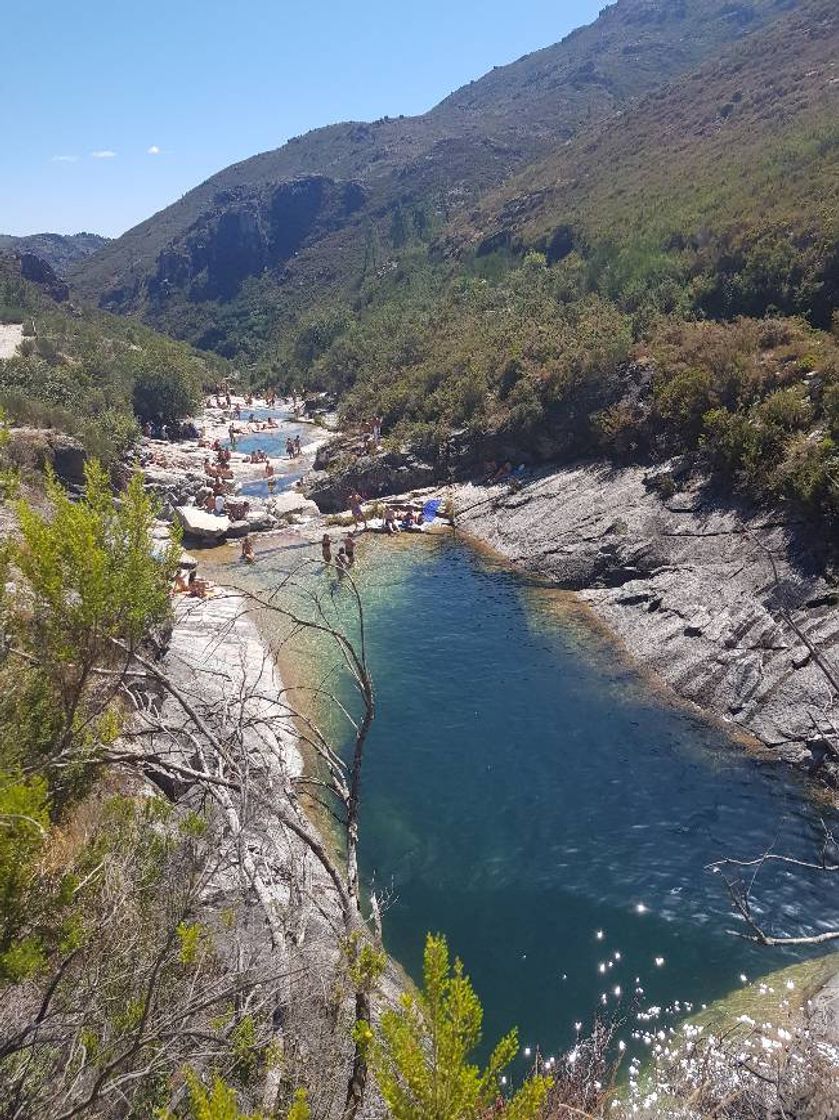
top-left (213, 501), bottom-right (839, 1060)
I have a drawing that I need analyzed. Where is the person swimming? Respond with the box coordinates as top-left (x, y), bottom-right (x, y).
top-left (343, 533), bottom-right (356, 566)
top-left (321, 534), bottom-right (333, 565)
top-left (335, 547), bottom-right (349, 576)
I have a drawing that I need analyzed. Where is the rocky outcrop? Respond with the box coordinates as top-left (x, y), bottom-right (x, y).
top-left (0, 232), bottom-right (108, 275)
top-left (173, 505), bottom-right (231, 542)
top-left (16, 253), bottom-right (70, 302)
top-left (7, 427), bottom-right (86, 484)
top-left (305, 443), bottom-right (436, 513)
top-left (456, 462), bottom-right (839, 785)
top-left (141, 177), bottom-right (366, 310)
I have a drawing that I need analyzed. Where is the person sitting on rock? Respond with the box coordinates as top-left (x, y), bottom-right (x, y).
top-left (490, 461), bottom-right (513, 485)
top-left (214, 493), bottom-right (226, 516)
top-left (173, 568), bottom-right (191, 594)
top-left (241, 535), bottom-right (255, 563)
top-left (384, 507), bottom-right (400, 535)
top-left (186, 570), bottom-right (211, 599)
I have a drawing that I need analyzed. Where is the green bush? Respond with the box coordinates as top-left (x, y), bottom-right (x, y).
top-left (132, 363), bottom-right (200, 426)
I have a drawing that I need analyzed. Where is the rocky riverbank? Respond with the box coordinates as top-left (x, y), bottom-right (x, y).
top-left (454, 461), bottom-right (839, 787)
top-left (138, 397), bottom-right (324, 545)
top-left (141, 550), bottom-right (399, 1117)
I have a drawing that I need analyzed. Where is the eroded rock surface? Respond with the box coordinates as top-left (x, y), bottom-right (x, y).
top-left (456, 463), bottom-right (839, 782)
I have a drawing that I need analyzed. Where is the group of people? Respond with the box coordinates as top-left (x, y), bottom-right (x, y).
top-left (231, 403), bottom-right (280, 430)
top-left (321, 532), bottom-right (356, 575)
top-left (143, 418), bottom-right (200, 442)
top-left (482, 460), bottom-right (528, 487)
top-left (173, 567), bottom-right (213, 599)
top-left (203, 443), bottom-right (240, 516)
top-left (383, 505), bottom-right (426, 534)
top-left (285, 435), bottom-right (303, 459)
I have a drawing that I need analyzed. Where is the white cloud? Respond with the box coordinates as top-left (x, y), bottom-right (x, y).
top-left (91, 149), bottom-right (116, 159)
top-left (147, 145), bottom-right (161, 155)
top-left (51, 154), bottom-right (78, 163)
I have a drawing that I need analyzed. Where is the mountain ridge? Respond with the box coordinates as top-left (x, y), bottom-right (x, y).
top-left (70, 0), bottom-right (798, 357)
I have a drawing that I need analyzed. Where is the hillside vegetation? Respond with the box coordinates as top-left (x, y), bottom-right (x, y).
top-left (276, 0), bottom-right (839, 529)
top-left (453, 0), bottom-right (839, 329)
top-left (0, 256), bottom-right (225, 461)
top-left (69, 0), bottom-right (795, 361)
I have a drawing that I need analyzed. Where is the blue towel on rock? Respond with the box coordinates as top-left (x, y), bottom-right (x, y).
top-left (422, 498), bottom-right (443, 523)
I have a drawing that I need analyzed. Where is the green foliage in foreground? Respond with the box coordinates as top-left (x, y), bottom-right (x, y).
top-left (369, 933), bottom-right (551, 1120)
top-left (0, 460), bottom-right (179, 979)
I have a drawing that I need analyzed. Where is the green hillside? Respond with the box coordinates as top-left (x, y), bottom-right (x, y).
top-left (452, 0), bottom-right (839, 328)
top-left (277, 0), bottom-right (839, 527)
top-left (69, 0), bottom-right (795, 360)
top-left (0, 256), bottom-right (225, 461)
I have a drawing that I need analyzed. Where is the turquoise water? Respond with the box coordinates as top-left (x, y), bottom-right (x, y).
top-left (233, 530), bottom-right (839, 1060)
top-left (225, 408), bottom-right (317, 498)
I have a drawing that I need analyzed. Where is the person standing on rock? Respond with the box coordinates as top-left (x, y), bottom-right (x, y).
top-left (350, 492), bottom-right (368, 532)
top-left (294, 435), bottom-right (302, 458)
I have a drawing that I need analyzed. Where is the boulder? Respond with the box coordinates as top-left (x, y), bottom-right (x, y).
top-left (225, 519), bottom-right (251, 539)
top-left (8, 427), bottom-right (86, 484)
top-left (269, 490), bottom-right (320, 519)
top-left (304, 451), bottom-right (437, 513)
top-left (173, 505), bottom-right (230, 542)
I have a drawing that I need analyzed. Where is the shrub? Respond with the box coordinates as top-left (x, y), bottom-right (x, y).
top-left (132, 364), bottom-right (200, 426)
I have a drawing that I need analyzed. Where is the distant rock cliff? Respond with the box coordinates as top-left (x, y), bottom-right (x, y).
top-left (0, 231), bottom-right (108, 275)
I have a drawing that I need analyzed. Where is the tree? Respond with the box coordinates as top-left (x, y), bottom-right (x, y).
top-left (131, 364), bottom-right (200, 427)
top-left (369, 933), bottom-right (551, 1120)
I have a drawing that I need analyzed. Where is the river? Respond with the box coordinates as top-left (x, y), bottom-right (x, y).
top-left (212, 408), bottom-right (839, 1062)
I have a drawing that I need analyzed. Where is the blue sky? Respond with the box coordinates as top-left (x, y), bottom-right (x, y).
top-left (2, 1), bottom-right (604, 238)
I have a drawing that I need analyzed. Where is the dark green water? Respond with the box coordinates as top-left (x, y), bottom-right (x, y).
top-left (231, 531), bottom-right (839, 1060)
